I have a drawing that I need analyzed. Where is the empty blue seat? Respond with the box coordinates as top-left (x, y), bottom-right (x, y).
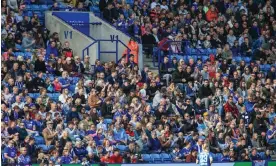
top-left (216, 153), bottom-right (223, 161)
top-left (25, 5), bottom-right (31, 10)
top-left (141, 154), bottom-right (151, 162)
top-left (29, 93), bottom-right (40, 99)
top-left (32, 5), bottom-right (40, 10)
top-left (104, 119), bottom-right (113, 125)
top-left (25, 52), bottom-right (32, 59)
top-left (264, 64), bottom-right (271, 71)
top-left (150, 154), bottom-right (161, 163)
top-left (40, 5), bottom-right (48, 10)
top-left (244, 57), bottom-right (251, 63)
top-left (259, 65), bottom-right (265, 71)
top-left (160, 153), bottom-right (172, 162)
top-left (34, 136), bottom-right (45, 145)
top-left (27, 11), bottom-right (33, 17)
top-left (202, 56), bottom-right (208, 62)
top-left (49, 93), bottom-right (60, 101)
top-left (116, 145), bottom-right (127, 151)
top-left (36, 145), bottom-right (53, 153)
top-left (258, 152), bottom-right (265, 159)
top-left (234, 56), bottom-right (242, 62)
top-left (210, 152), bottom-right (216, 161)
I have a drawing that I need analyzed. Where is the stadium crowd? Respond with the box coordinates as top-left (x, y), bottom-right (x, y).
top-left (1, 0), bottom-right (276, 165)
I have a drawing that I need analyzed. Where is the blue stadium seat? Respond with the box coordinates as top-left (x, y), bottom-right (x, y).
top-left (259, 65), bottom-right (265, 71)
top-left (264, 64), bottom-right (271, 71)
top-left (210, 152), bottom-right (216, 161)
top-left (49, 93), bottom-right (60, 101)
top-left (216, 153), bottom-right (223, 161)
top-left (258, 152), bottom-right (265, 159)
top-left (27, 11), bottom-right (33, 17)
top-left (116, 145), bottom-right (127, 152)
top-left (32, 5), bottom-right (40, 10)
top-left (202, 56), bottom-right (208, 62)
top-left (69, 85), bottom-right (76, 93)
top-left (36, 145), bottom-right (53, 153)
top-left (25, 52), bottom-right (32, 59)
top-left (40, 5), bottom-right (48, 10)
top-left (29, 93), bottom-right (40, 99)
top-left (160, 153), bottom-right (172, 162)
top-left (33, 11), bottom-right (42, 17)
top-left (150, 154), bottom-right (161, 163)
top-left (34, 136), bottom-right (45, 145)
top-left (244, 57), bottom-right (251, 63)
top-left (234, 56), bottom-right (242, 62)
top-left (211, 49), bottom-right (217, 54)
top-left (141, 154), bottom-right (151, 162)
top-left (104, 119), bottom-right (113, 125)
top-left (25, 5), bottom-right (31, 10)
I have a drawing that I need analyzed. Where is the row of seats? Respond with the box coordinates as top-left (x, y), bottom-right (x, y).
top-left (13, 52), bottom-right (32, 59)
top-left (25, 5), bottom-right (51, 11)
top-left (142, 153), bottom-right (172, 163)
top-left (29, 93), bottom-right (60, 101)
top-left (24, 0), bottom-right (54, 5)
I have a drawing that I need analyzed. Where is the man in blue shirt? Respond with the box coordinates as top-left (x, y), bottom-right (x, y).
top-left (17, 147), bottom-right (31, 166)
top-left (3, 140), bottom-right (17, 164)
top-left (61, 150), bottom-right (73, 164)
top-left (196, 143), bottom-right (213, 166)
top-left (73, 141), bottom-right (88, 161)
top-left (113, 122), bottom-right (128, 145)
top-left (46, 41), bottom-right (58, 60)
top-left (23, 113), bottom-right (37, 136)
top-left (266, 123), bottom-right (276, 152)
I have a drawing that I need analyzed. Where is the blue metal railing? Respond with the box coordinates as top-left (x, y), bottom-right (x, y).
top-left (82, 38), bottom-right (131, 63)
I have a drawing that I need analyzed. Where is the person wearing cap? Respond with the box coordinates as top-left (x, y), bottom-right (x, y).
top-left (42, 121), bottom-right (57, 146)
top-left (62, 57), bottom-right (75, 73)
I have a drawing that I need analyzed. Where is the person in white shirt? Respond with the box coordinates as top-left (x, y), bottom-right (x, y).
top-left (160, 0), bottom-right (168, 10)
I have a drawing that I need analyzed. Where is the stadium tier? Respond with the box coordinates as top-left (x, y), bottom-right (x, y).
top-left (1, 0), bottom-right (276, 165)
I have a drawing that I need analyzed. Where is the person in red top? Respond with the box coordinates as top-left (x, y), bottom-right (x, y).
top-left (186, 149), bottom-right (197, 162)
top-left (100, 152), bottom-right (111, 163)
top-left (109, 149), bottom-right (123, 163)
top-left (206, 5), bottom-right (218, 22)
top-left (224, 96), bottom-right (239, 118)
top-left (53, 77), bottom-right (62, 92)
top-left (207, 54), bottom-right (216, 79)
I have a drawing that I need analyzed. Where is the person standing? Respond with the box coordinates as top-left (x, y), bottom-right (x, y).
top-left (196, 143), bottom-right (213, 166)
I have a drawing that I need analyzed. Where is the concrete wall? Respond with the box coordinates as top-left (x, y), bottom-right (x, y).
top-left (89, 13), bottom-right (131, 61)
top-left (45, 11), bottom-right (98, 65)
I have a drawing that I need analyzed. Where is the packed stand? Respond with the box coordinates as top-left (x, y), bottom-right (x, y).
top-left (1, 0), bottom-right (276, 166)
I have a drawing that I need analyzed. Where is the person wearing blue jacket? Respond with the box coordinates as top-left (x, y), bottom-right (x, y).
top-left (17, 147), bottom-right (31, 166)
top-left (149, 131), bottom-right (161, 152)
top-left (46, 41), bottom-right (58, 60)
top-left (61, 150), bottom-right (73, 164)
top-left (73, 141), bottom-right (88, 161)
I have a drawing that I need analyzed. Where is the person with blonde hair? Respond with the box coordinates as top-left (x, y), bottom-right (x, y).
top-left (196, 143), bottom-right (213, 166)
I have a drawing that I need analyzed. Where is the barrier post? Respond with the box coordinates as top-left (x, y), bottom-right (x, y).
top-left (138, 44), bottom-right (143, 69)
